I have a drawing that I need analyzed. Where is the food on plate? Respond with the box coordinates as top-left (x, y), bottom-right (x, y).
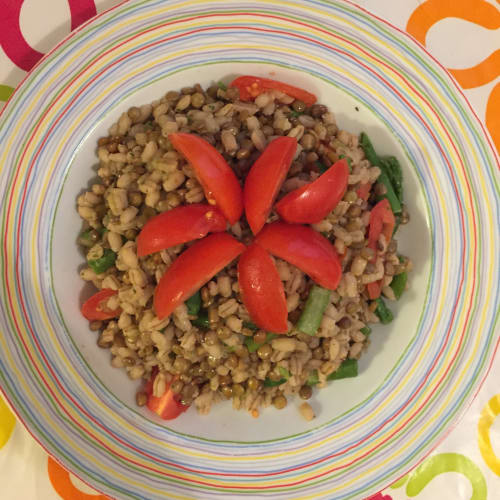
top-left (77, 76), bottom-right (411, 420)
top-left (230, 75), bottom-right (317, 106)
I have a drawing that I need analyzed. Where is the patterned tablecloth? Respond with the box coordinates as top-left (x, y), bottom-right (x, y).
top-left (0, 0), bottom-right (498, 498)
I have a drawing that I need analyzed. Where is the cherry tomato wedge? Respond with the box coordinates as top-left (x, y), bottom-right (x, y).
top-left (275, 158), bottom-right (349, 224)
top-left (137, 204), bottom-right (226, 257)
top-left (154, 233), bottom-right (245, 319)
top-left (366, 281), bottom-right (382, 300)
top-left (368, 199), bottom-right (395, 251)
top-left (145, 370), bottom-right (189, 420)
top-left (81, 289), bottom-right (120, 321)
top-left (255, 222), bottom-right (342, 290)
top-left (244, 136), bottom-right (297, 235)
top-left (229, 76), bottom-right (317, 106)
top-left (365, 199), bottom-right (395, 299)
top-left (356, 182), bottom-right (372, 201)
top-left (169, 133), bottom-right (243, 224)
top-left (238, 243), bottom-right (288, 333)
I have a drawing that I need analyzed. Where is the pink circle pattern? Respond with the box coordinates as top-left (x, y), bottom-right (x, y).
top-left (365, 493), bottom-right (394, 500)
top-left (0, 0), bottom-right (96, 72)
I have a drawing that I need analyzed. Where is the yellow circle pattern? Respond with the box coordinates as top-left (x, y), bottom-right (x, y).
top-left (0, 397), bottom-right (15, 449)
top-left (478, 394), bottom-right (500, 476)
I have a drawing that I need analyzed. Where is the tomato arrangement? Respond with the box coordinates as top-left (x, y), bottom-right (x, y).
top-left (80, 77), bottom-right (405, 420)
top-left (151, 135), bottom-right (345, 327)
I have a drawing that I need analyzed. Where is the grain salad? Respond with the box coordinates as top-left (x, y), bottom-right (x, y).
top-left (77, 76), bottom-right (411, 421)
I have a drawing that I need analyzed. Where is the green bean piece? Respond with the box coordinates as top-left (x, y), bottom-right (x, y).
top-left (80, 229), bottom-right (93, 241)
top-left (263, 377), bottom-right (287, 387)
top-left (79, 229), bottom-right (101, 248)
top-left (185, 290), bottom-right (202, 316)
top-left (244, 332), bottom-right (277, 353)
top-left (376, 171), bottom-right (402, 214)
top-left (359, 132), bottom-right (402, 214)
top-left (306, 370), bottom-right (319, 386)
top-left (192, 313), bottom-right (209, 329)
top-left (315, 160), bottom-right (329, 174)
top-left (360, 326), bottom-right (372, 336)
top-left (290, 110), bottom-right (304, 118)
top-left (327, 359), bottom-right (358, 380)
top-left (382, 156), bottom-right (403, 203)
top-left (242, 321), bottom-right (258, 331)
top-left (374, 297), bottom-right (394, 324)
top-left (244, 336), bottom-right (260, 353)
top-left (217, 81), bottom-right (227, 90)
top-left (393, 215), bottom-right (401, 235)
top-left (338, 154), bottom-right (353, 172)
top-left (278, 366), bottom-right (291, 379)
top-left (297, 286), bottom-right (331, 335)
top-left (87, 248), bottom-right (116, 274)
top-left (390, 272), bottom-right (408, 300)
top-left (359, 132), bottom-right (379, 165)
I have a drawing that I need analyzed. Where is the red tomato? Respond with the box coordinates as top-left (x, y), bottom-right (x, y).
top-left (275, 158), bottom-right (349, 223)
top-left (255, 222), bottom-right (342, 290)
top-left (237, 243), bottom-right (288, 333)
top-left (137, 204), bottom-right (226, 257)
top-left (169, 133), bottom-right (243, 224)
top-left (81, 289), bottom-right (120, 321)
top-left (366, 199), bottom-right (395, 300)
top-left (356, 182), bottom-right (372, 201)
top-left (229, 76), bottom-right (317, 106)
top-left (368, 199), bottom-right (395, 251)
top-left (244, 137), bottom-right (297, 235)
top-left (145, 371), bottom-right (189, 420)
top-left (366, 281), bottom-right (382, 300)
top-left (154, 233), bottom-right (245, 319)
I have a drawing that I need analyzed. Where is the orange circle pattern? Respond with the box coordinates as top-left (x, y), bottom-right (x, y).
top-left (406, 0), bottom-right (500, 153)
top-left (47, 456), bottom-right (109, 500)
